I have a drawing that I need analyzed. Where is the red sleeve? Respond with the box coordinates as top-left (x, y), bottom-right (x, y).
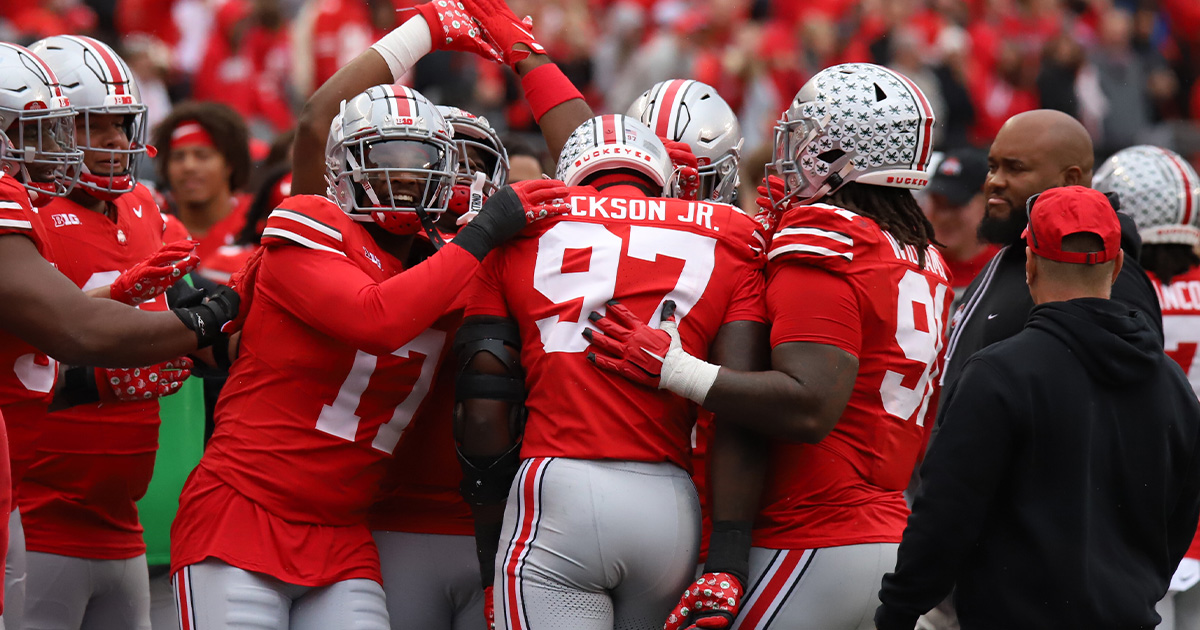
top-left (767, 262), bottom-right (861, 357)
top-left (462, 253), bottom-right (509, 318)
top-left (722, 263), bottom-right (767, 325)
top-left (258, 241), bottom-right (482, 355)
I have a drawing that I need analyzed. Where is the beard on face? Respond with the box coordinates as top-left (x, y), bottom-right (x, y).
top-left (978, 204), bottom-right (1029, 245)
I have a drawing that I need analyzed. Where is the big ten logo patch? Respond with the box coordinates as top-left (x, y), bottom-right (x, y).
top-left (52, 213), bottom-right (81, 227)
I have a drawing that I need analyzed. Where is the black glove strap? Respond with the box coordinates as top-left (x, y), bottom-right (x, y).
top-left (172, 285), bottom-right (239, 348)
top-left (59, 366), bottom-right (101, 408)
top-left (704, 520), bottom-right (754, 586)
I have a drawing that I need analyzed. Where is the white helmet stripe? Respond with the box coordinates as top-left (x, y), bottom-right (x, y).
top-left (653, 79), bottom-right (691, 140)
top-left (1158, 146), bottom-right (1195, 225)
top-left (892, 69), bottom-right (935, 172)
top-left (1, 43), bottom-right (64, 97)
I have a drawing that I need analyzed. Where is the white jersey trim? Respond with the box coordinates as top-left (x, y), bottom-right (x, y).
top-left (0, 218), bottom-right (32, 229)
top-left (768, 243), bottom-right (853, 261)
top-left (268, 209), bottom-right (344, 241)
top-left (775, 226), bottom-right (854, 246)
top-left (261, 227), bottom-right (347, 256)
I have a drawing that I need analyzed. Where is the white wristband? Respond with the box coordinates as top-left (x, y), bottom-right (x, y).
top-left (369, 14), bottom-right (433, 82)
top-left (661, 351), bottom-right (721, 406)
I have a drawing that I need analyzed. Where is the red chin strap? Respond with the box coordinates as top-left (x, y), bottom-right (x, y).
top-left (26, 182), bottom-right (57, 208)
top-left (78, 172), bottom-right (133, 201)
top-left (370, 211), bottom-right (423, 235)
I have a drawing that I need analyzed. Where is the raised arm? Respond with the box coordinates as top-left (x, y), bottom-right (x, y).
top-left (292, 3), bottom-right (504, 195)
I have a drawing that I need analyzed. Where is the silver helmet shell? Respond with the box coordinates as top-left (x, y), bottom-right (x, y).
top-left (556, 115), bottom-right (670, 192)
top-left (1094, 145), bottom-right (1200, 247)
top-left (628, 79), bottom-right (742, 203)
top-left (0, 42), bottom-right (82, 200)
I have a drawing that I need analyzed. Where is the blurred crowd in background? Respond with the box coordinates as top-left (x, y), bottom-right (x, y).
top-left (3, 0), bottom-right (1200, 215)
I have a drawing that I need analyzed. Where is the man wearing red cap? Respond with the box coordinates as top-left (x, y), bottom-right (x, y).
top-left (876, 186), bottom-right (1200, 630)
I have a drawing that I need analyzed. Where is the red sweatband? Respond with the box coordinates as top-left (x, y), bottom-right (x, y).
top-left (521, 63), bottom-right (582, 123)
top-left (170, 121), bottom-right (215, 150)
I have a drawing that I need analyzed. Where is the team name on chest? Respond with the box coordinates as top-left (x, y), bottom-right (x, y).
top-left (569, 196), bottom-right (718, 230)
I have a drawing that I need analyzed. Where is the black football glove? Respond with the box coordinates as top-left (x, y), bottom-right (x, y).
top-left (172, 285), bottom-right (239, 348)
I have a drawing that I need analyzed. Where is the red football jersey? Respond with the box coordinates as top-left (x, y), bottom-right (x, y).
top-left (1149, 266), bottom-right (1200, 559)
top-left (19, 185), bottom-right (169, 560)
top-left (171, 195), bottom-right (475, 586)
top-left (465, 185), bottom-right (767, 468)
top-left (368, 308), bottom-right (473, 537)
top-left (754, 203), bottom-right (952, 550)
top-left (0, 174), bottom-right (59, 498)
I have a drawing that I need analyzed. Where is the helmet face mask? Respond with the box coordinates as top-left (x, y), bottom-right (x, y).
top-left (326, 86), bottom-right (457, 235)
top-left (31, 35), bottom-right (147, 200)
top-left (0, 42), bottom-right (83, 201)
top-left (769, 63), bottom-right (935, 208)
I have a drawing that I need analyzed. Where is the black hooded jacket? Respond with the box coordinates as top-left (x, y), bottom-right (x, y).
top-left (877, 298), bottom-right (1200, 630)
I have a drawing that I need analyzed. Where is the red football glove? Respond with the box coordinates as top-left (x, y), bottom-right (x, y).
top-left (664, 139), bottom-right (700, 201)
top-left (98, 357), bottom-right (193, 403)
top-left (220, 246), bottom-right (264, 334)
top-left (583, 300), bottom-right (677, 389)
top-left (753, 174), bottom-right (789, 237)
top-left (511, 178), bottom-right (571, 224)
top-left (484, 584), bottom-right (495, 630)
top-left (458, 0), bottom-right (545, 68)
top-left (410, 0), bottom-right (504, 63)
top-left (110, 239), bottom-right (199, 305)
top-left (664, 573), bottom-right (744, 630)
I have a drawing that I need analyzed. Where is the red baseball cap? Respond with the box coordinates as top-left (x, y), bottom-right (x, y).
top-left (1022, 186), bottom-right (1121, 264)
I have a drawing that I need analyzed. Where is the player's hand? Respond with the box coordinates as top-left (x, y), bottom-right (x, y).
top-left (484, 584), bottom-right (495, 630)
top-left (664, 573), bottom-right (743, 630)
top-left (583, 300), bottom-right (679, 389)
top-left (512, 178), bottom-right (571, 224)
top-left (754, 174), bottom-right (787, 237)
top-left (173, 285), bottom-right (240, 348)
top-left (664, 139), bottom-right (700, 201)
top-left (99, 357), bottom-right (193, 402)
top-left (220, 247), bottom-right (264, 334)
top-left (110, 239), bottom-right (199, 305)
top-left (458, 0), bottom-right (545, 68)
top-left (410, 0), bottom-right (504, 63)
top-left (455, 171), bottom-right (490, 226)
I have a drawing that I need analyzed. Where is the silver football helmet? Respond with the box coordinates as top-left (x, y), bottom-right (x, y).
top-left (556, 115), bottom-right (671, 192)
top-left (325, 85), bottom-right (457, 235)
top-left (0, 42), bottom-right (82, 202)
top-left (628, 79), bottom-right (742, 203)
top-left (1094, 145), bottom-right (1200, 247)
top-left (31, 35), bottom-right (150, 200)
top-left (771, 63), bottom-right (936, 208)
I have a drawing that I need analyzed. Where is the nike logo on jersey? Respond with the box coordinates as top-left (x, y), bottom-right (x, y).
top-left (132, 205), bottom-right (143, 218)
top-left (987, 313), bottom-right (999, 320)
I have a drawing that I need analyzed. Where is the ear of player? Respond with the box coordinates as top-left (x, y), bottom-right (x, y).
top-left (109, 239), bottom-right (200, 305)
top-left (665, 572), bottom-right (744, 630)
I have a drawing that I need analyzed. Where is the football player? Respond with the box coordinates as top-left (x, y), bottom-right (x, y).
top-left (367, 105), bottom-right (509, 630)
top-left (457, 112), bottom-right (769, 630)
top-left (167, 76), bottom-right (570, 629)
top-left (293, 3), bottom-right (593, 627)
top-left (15, 35), bottom-right (198, 630)
top-left (1093, 144), bottom-right (1200, 627)
top-left (587, 63), bottom-right (950, 630)
top-left (0, 42), bottom-right (240, 625)
top-left (627, 78), bottom-right (744, 567)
